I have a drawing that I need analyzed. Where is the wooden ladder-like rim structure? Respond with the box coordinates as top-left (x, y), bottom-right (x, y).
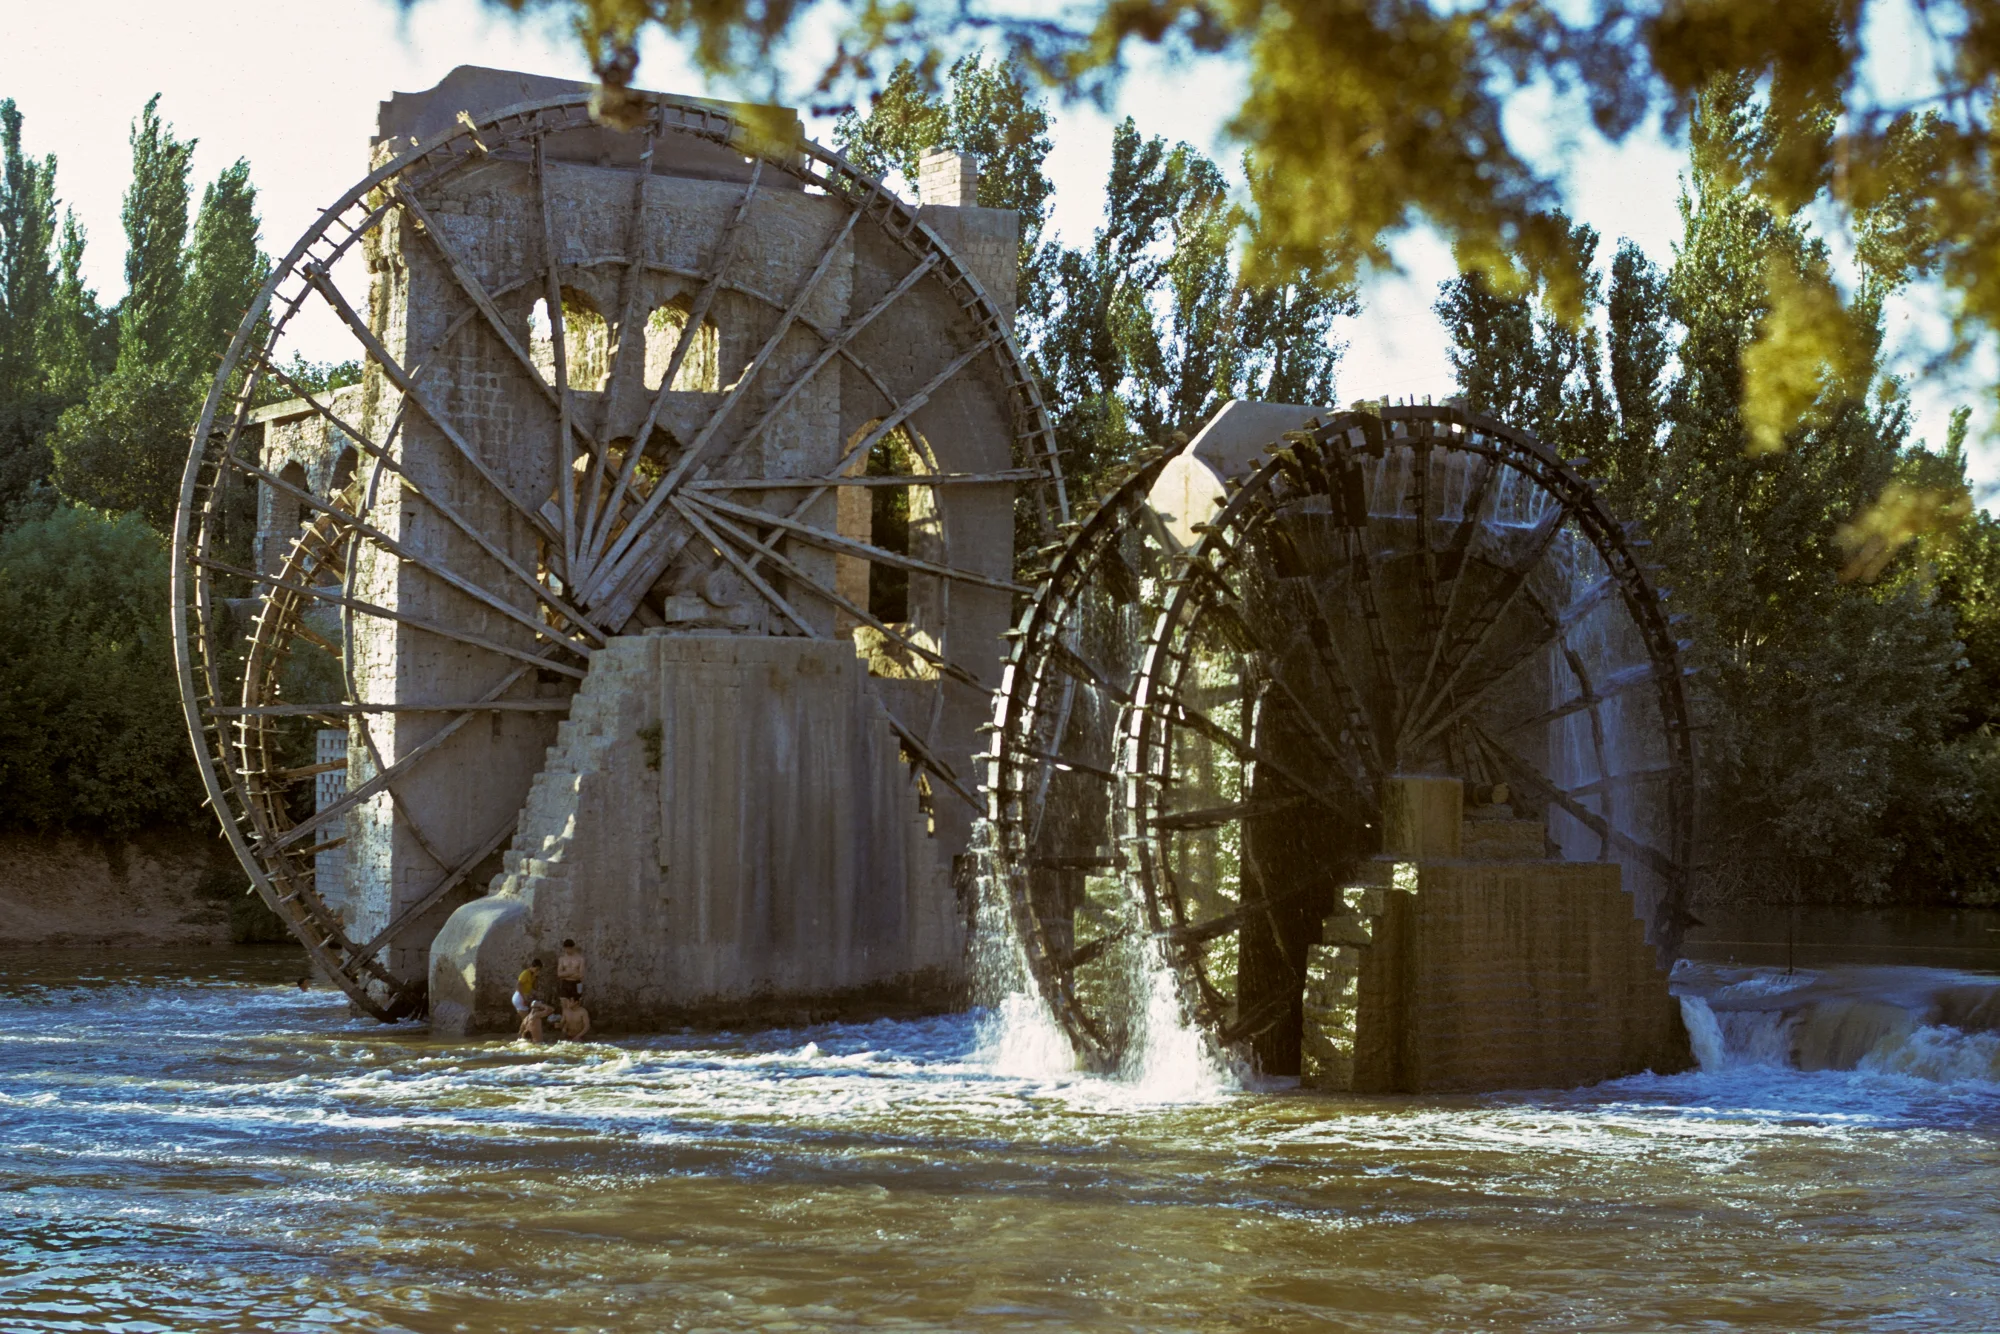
top-left (985, 404), bottom-right (1694, 1071)
top-left (174, 92), bottom-right (1068, 1021)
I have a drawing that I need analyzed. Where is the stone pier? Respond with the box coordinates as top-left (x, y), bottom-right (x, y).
top-left (1303, 776), bottom-right (1691, 1093)
top-left (428, 634), bottom-right (959, 1034)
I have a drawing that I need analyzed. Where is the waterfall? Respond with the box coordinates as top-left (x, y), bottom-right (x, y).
top-left (1677, 963), bottom-right (2000, 1085)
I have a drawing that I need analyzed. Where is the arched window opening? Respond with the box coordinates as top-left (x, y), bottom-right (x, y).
top-left (643, 301), bottom-right (720, 391)
top-left (330, 446), bottom-right (358, 496)
top-left (867, 432), bottom-right (915, 623)
top-left (560, 288), bottom-right (611, 391)
top-left (279, 461), bottom-right (311, 531)
top-left (527, 298), bottom-right (554, 382)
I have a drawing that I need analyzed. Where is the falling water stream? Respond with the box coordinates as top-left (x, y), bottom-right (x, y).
top-left (2, 946), bottom-right (1997, 1332)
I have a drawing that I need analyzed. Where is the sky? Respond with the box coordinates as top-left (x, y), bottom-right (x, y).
top-left (0, 0), bottom-right (1986, 480)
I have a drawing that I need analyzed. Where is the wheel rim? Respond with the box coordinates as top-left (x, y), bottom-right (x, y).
top-left (990, 405), bottom-right (1694, 1070)
top-left (173, 92), bottom-right (1068, 1019)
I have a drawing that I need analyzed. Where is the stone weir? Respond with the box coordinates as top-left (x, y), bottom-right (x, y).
top-left (1302, 776), bottom-right (1693, 1093)
top-left (427, 635), bottom-right (961, 1035)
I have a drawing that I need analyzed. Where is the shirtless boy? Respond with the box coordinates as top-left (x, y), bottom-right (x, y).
top-left (556, 939), bottom-right (587, 1035)
top-left (518, 999), bottom-right (553, 1042)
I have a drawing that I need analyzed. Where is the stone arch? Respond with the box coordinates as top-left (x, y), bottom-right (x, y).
top-left (331, 445), bottom-right (359, 495)
top-left (642, 298), bottom-right (720, 392)
top-left (278, 461), bottom-right (311, 531)
top-left (834, 422), bottom-right (941, 651)
top-left (526, 290), bottom-right (614, 391)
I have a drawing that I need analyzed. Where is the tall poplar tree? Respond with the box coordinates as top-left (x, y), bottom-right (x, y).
top-left (0, 98), bottom-right (58, 402)
top-left (1036, 120), bottom-right (1354, 485)
top-left (835, 55), bottom-right (1056, 328)
top-left (175, 159), bottom-right (267, 385)
top-left (115, 95), bottom-right (194, 374)
top-left (1440, 74), bottom-right (1969, 906)
top-left (51, 96), bottom-right (267, 529)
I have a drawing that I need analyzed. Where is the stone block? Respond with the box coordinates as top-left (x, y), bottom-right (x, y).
top-left (1345, 856), bottom-right (1690, 1092)
top-left (1381, 775), bottom-right (1462, 859)
top-left (1459, 819), bottom-right (1548, 861)
top-left (428, 635), bottom-right (960, 1034)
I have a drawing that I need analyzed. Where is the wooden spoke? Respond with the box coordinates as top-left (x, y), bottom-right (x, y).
top-left (691, 469), bottom-right (1039, 490)
top-left (686, 490), bottom-right (1030, 596)
top-left (583, 200), bottom-right (864, 606)
top-left (354, 813), bottom-right (521, 959)
top-left (1397, 502), bottom-right (1567, 749)
top-left (254, 357), bottom-right (608, 645)
top-left (1408, 454), bottom-right (1498, 712)
top-left (208, 701), bottom-right (572, 716)
top-left (1468, 722), bottom-right (1683, 880)
top-left (269, 665), bottom-right (534, 853)
top-left (582, 160), bottom-right (764, 570)
top-left (1251, 652), bottom-right (1369, 796)
top-left (880, 711), bottom-right (978, 809)
top-left (667, 495), bottom-right (818, 637)
top-left (1401, 606), bottom-right (1567, 755)
top-left (693, 502), bottom-right (984, 690)
top-left (1561, 766), bottom-right (1676, 801)
top-left (596, 120), bottom-right (658, 522)
top-left (1149, 795), bottom-right (1308, 831)
top-left (1413, 440), bottom-right (1440, 641)
top-left (734, 333), bottom-right (1003, 582)
top-left (388, 183), bottom-right (601, 458)
top-left (1503, 659), bottom-right (1684, 733)
top-left (1046, 637), bottom-right (1131, 703)
top-left (534, 137), bottom-right (581, 573)
top-left (1346, 521), bottom-right (1404, 737)
top-left (718, 251), bottom-right (941, 474)
top-left (194, 555), bottom-right (588, 680)
top-left (303, 261), bottom-right (567, 555)
top-left (223, 459), bottom-right (595, 663)
top-left (1002, 739), bottom-right (1119, 784)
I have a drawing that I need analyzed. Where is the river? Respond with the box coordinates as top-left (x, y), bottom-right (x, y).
top-left (2, 948), bottom-right (1996, 1332)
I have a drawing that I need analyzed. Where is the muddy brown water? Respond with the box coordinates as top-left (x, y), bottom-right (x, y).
top-left (2, 947), bottom-right (1997, 1332)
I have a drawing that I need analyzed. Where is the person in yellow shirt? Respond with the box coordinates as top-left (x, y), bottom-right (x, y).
top-left (512, 957), bottom-right (542, 1025)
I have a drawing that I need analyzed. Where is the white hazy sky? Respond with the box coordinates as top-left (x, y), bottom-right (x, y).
top-left (0, 0), bottom-right (1985, 480)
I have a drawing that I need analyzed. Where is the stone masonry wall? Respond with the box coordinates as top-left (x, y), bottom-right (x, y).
top-left (428, 634), bottom-right (958, 1034)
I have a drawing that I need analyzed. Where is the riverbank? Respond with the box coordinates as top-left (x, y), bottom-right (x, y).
top-left (0, 828), bottom-right (287, 947)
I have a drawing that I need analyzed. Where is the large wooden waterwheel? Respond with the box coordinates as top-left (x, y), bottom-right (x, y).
top-left (984, 405), bottom-right (1693, 1072)
top-left (174, 88), bottom-right (1065, 1020)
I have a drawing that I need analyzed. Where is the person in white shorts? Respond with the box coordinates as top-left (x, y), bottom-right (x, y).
top-left (512, 957), bottom-right (542, 1021)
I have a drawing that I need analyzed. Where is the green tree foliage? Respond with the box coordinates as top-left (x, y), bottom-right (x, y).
top-left (48, 371), bottom-right (195, 528)
top-left (116, 95), bottom-right (194, 374)
top-left (837, 60), bottom-right (1353, 488)
top-left (1443, 76), bottom-right (1979, 905)
top-left (176, 159), bottom-right (269, 385)
top-left (514, 0), bottom-right (2000, 518)
top-left (40, 210), bottom-right (114, 401)
top-left (49, 97), bottom-right (268, 531)
top-left (834, 55), bottom-right (1055, 320)
top-left (1038, 120), bottom-right (1353, 484)
top-left (0, 98), bottom-right (58, 402)
top-left (0, 93), bottom-right (269, 841)
top-left (0, 505), bottom-right (202, 835)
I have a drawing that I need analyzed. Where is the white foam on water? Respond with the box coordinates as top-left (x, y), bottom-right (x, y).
top-left (1676, 963), bottom-right (2000, 1093)
top-left (1679, 994), bottom-right (1729, 1072)
top-left (1857, 1023), bottom-right (2000, 1084)
top-left (971, 990), bottom-right (1077, 1081)
top-left (1117, 938), bottom-right (1238, 1102)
